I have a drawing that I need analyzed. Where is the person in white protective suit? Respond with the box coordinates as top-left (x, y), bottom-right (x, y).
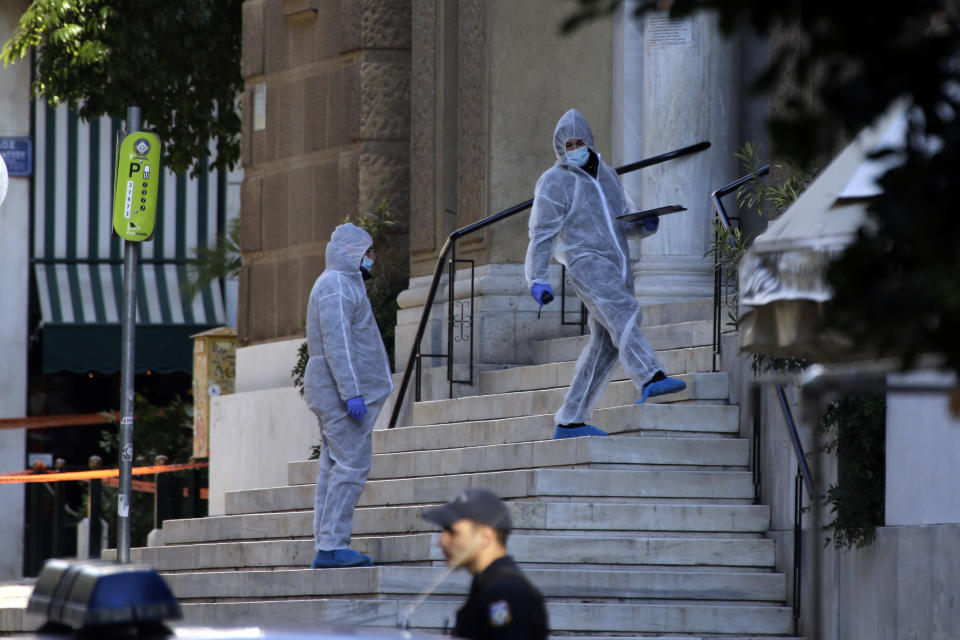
top-left (525, 108), bottom-right (687, 439)
top-left (303, 222), bottom-right (394, 567)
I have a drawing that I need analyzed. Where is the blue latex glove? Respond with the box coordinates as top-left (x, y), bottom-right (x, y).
top-left (643, 215), bottom-right (660, 233)
top-left (346, 395), bottom-right (367, 421)
top-left (530, 283), bottom-right (555, 306)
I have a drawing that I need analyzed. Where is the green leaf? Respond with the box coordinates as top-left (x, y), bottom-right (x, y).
top-left (1, 0), bottom-right (243, 176)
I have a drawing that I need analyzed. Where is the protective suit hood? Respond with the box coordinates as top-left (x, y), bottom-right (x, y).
top-left (325, 223), bottom-right (372, 273)
top-left (553, 108), bottom-right (596, 161)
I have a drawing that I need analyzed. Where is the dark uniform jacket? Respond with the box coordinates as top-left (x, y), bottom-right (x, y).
top-left (452, 556), bottom-right (548, 640)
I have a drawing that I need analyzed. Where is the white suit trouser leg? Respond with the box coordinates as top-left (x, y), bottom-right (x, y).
top-left (556, 282), bottom-right (663, 426)
top-left (313, 399), bottom-right (384, 551)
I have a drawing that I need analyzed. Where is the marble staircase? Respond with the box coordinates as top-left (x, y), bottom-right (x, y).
top-left (6, 299), bottom-right (801, 638)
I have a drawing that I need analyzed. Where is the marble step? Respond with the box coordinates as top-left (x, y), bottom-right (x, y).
top-left (226, 468), bottom-right (756, 515)
top-left (412, 373), bottom-right (729, 426)
top-left (529, 320), bottom-right (715, 365)
top-left (164, 566), bottom-right (786, 603)
top-left (610, 297), bottom-right (714, 327)
top-left (531, 330), bottom-right (716, 368)
top-left (0, 608), bottom-right (34, 636)
top-left (0, 584), bottom-right (35, 635)
top-left (178, 598), bottom-right (794, 636)
top-left (162, 502), bottom-right (771, 545)
top-left (479, 354), bottom-right (729, 397)
top-left (116, 533), bottom-right (776, 571)
top-left (287, 435), bottom-right (749, 485)
top-left (374, 403), bottom-right (741, 454)
top-left (564, 637), bottom-right (803, 640)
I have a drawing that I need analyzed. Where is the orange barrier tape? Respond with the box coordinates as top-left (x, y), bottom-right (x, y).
top-left (0, 412), bottom-right (120, 431)
top-left (0, 462), bottom-right (208, 485)
top-left (102, 477), bottom-right (209, 499)
top-left (102, 478), bottom-right (158, 493)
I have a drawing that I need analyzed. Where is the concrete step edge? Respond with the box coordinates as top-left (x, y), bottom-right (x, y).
top-left (162, 502), bottom-right (771, 545)
top-left (287, 436), bottom-right (750, 484)
top-left (225, 468), bottom-right (757, 515)
top-left (177, 598), bottom-right (794, 635)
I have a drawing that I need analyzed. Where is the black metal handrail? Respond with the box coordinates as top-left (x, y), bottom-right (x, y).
top-left (387, 140), bottom-right (712, 428)
top-left (746, 379), bottom-right (814, 638)
top-left (776, 382), bottom-right (812, 636)
top-left (709, 166), bottom-right (815, 491)
top-left (559, 264), bottom-right (588, 335)
top-left (712, 165), bottom-right (812, 635)
top-left (775, 383), bottom-right (815, 497)
top-left (710, 165), bottom-right (769, 371)
top-left (710, 165), bottom-right (770, 235)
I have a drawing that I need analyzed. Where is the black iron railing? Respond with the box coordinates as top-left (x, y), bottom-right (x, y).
top-left (712, 165), bottom-right (813, 635)
top-left (709, 165), bottom-right (769, 371)
top-left (387, 140), bottom-right (712, 429)
top-left (775, 382), bottom-right (814, 636)
top-left (559, 264), bottom-right (589, 335)
top-left (749, 381), bottom-right (815, 637)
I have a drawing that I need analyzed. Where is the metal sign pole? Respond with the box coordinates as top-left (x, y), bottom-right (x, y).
top-left (117, 104), bottom-right (141, 563)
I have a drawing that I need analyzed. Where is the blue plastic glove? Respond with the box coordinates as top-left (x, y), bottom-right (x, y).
top-left (642, 215), bottom-right (660, 233)
top-left (346, 395), bottom-right (367, 421)
top-left (530, 283), bottom-right (555, 306)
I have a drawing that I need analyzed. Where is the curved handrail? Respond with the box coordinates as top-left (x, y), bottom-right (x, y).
top-left (711, 165), bottom-right (769, 235)
top-left (387, 140), bottom-right (712, 428)
top-left (776, 383), bottom-right (815, 496)
top-left (709, 164), bottom-right (814, 497)
top-left (710, 165), bottom-right (770, 371)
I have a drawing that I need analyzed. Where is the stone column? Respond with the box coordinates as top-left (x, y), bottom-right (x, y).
top-left (397, 0), bottom-right (615, 403)
top-left (616, 6), bottom-right (740, 304)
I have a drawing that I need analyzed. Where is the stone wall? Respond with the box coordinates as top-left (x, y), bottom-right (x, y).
top-left (735, 356), bottom-right (960, 639)
top-left (408, 0), bottom-right (613, 279)
top-left (396, 0), bottom-right (613, 387)
top-left (0, 0), bottom-right (30, 580)
top-left (239, 0), bottom-right (411, 345)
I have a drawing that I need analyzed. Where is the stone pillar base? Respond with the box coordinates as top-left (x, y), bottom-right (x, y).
top-left (395, 263), bottom-right (585, 398)
top-left (632, 254), bottom-right (715, 305)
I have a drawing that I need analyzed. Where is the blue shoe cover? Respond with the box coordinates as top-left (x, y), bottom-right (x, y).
top-left (552, 424), bottom-right (609, 439)
top-left (310, 548), bottom-right (373, 568)
top-left (636, 376), bottom-right (687, 404)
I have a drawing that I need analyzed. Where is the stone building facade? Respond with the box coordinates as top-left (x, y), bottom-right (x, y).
top-left (237, 0), bottom-right (617, 362)
top-left (238, 0), bottom-right (411, 345)
top-left (0, 0), bottom-right (30, 580)
top-left (237, 0), bottom-right (763, 373)
top-left (217, 0), bottom-right (761, 538)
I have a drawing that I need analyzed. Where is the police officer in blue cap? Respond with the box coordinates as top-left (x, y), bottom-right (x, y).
top-left (423, 489), bottom-right (548, 639)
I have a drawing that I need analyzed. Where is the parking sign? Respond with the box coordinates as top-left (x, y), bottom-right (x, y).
top-left (112, 131), bottom-right (161, 241)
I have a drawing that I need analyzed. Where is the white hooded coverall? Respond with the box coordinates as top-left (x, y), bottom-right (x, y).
top-left (304, 223), bottom-right (394, 551)
top-left (525, 109), bottom-right (665, 426)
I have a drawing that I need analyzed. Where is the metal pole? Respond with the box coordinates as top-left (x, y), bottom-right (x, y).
top-left (794, 465), bottom-right (803, 635)
top-left (89, 455), bottom-right (103, 559)
top-left (117, 104), bottom-right (141, 563)
top-left (89, 480), bottom-right (102, 558)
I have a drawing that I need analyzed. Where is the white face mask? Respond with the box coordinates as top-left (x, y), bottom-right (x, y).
top-left (360, 255), bottom-right (375, 271)
top-left (565, 146), bottom-right (590, 167)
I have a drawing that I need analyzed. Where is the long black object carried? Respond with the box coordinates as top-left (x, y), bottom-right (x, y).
top-left (617, 204), bottom-right (687, 222)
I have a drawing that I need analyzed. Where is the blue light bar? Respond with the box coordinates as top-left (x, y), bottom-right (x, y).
top-left (27, 559), bottom-right (182, 630)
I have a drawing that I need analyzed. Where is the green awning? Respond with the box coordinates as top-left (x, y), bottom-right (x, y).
top-left (32, 101), bottom-right (227, 375)
top-left (42, 324), bottom-right (216, 374)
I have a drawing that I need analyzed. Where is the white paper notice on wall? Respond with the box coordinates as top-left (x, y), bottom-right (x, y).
top-left (254, 82), bottom-right (267, 132)
top-left (0, 154), bottom-right (7, 207)
top-left (645, 11), bottom-right (693, 49)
